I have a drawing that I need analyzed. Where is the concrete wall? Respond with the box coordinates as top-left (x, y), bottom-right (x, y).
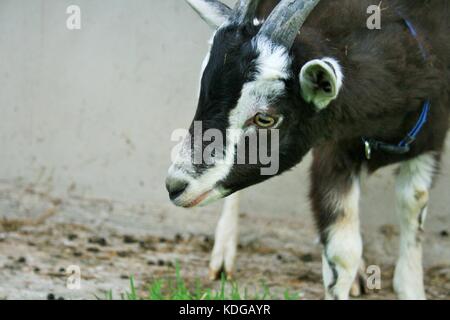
top-left (1, 1), bottom-right (449, 229)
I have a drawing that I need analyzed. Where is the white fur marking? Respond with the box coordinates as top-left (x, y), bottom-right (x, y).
top-left (228, 38), bottom-right (290, 132)
top-left (323, 176), bottom-right (363, 300)
top-left (394, 154), bottom-right (435, 300)
top-left (254, 37), bottom-right (291, 81)
top-left (209, 192), bottom-right (240, 279)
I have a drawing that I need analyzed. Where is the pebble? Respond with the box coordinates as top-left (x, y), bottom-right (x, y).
top-left (159, 237), bottom-right (167, 243)
top-left (47, 293), bottom-right (64, 300)
top-left (17, 257), bottom-right (27, 264)
top-left (117, 250), bottom-right (132, 258)
top-left (88, 237), bottom-right (108, 246)
top-left (123, 235), bottom-right (138, 244)
top-left (300, 254), bottom-right (314, 263)
top-left (139, 241), bottom-right (155, 251)
top-left (174, 233), bottom-right (183, 243)
top-left (87, 247), bottom-right (100, 253)
top-left (67, 234), bottom-right (78, 241)
top-left (73, 251), bottom-right (83, 257)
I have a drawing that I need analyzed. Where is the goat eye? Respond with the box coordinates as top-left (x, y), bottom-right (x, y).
top-left (254, 113), bottom-right (277, 128)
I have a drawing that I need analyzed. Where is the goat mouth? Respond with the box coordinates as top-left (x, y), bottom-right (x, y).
top-left (183, 190), bottom-right (212, 208)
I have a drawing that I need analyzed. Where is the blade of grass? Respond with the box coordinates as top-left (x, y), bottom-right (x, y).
top-left (127, 276), bottom-right (138, 300)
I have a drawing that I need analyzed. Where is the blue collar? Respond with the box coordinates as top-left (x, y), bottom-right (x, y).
top-left (363, 16), bottom-right (431, 160)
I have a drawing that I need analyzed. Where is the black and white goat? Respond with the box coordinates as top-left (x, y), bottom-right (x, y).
top-left (166, 0), bottom-right (450, 299)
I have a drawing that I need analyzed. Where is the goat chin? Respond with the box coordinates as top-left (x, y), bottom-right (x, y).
top-left (173, 188), bottom-right (225, 209)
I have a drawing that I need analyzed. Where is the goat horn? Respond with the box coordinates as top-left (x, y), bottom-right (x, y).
top-left (233, 0), bottom-right (263, 24)
top-left (258, 0), bottom-right (320, 49)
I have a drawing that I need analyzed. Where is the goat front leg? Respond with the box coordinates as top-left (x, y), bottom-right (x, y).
top-left (310, 151), bottom-right (363, 300)
top-left (209, 192), bottom-right (240, 280)
top-left (394, 154), bottom-right (436, 300)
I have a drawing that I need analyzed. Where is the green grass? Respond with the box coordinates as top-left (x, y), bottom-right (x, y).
top-left (108, 263), bottom-right (303, 300)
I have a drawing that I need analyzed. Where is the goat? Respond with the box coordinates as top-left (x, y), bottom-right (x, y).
top-left (166, 0), bottom-right (450, 299)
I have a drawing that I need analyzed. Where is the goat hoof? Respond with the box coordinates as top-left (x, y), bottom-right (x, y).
top-left (350, 261), bottom-right (368, 297)
top-left (209, 268), bottom-right (221, 281)
top-left (208, 267), bottom-right (233, 281)
top-left (350, 276), bottom-right (365, 297)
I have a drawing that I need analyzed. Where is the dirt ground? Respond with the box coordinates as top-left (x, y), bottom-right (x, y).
top-left (0, 179), bottom-right (449, 300)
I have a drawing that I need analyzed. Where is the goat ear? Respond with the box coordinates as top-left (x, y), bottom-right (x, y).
top-left (299, 58), bottom-right (344, 110)
top-left (186, 0), bottom-right (232, 29)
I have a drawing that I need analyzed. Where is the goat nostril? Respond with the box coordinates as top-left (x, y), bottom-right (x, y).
top-left (167, 180), bottom-right (189, 201)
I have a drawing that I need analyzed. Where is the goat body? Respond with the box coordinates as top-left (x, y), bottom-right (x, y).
top-left (167, 0), bottom-right (450, 299)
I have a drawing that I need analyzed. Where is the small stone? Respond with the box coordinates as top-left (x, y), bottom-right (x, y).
top-left (139, 241), bottom-right (155, 251)
top-left (88, 237), bottom-right (108, 246)
top-left (203, 236), bottom-right (212, 244)
top-left (87, 247), bottom-right (100, 253)
top-left (123, 235), bottom-right (138, 244)
top-left (17, 257), bottom-right (26, 264)
top-left (117, 250), bottom-right (132, 258)
top-left (174, 234), bottom-right (183, 243)
top-left (73, 251), bottom-right (83, 257)
top-left (52, 198), bottom-right (63, 206)
top-left (67, 234), bottom-right (78, 241)
top-left (300, 253), bottom-right (314, 263)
